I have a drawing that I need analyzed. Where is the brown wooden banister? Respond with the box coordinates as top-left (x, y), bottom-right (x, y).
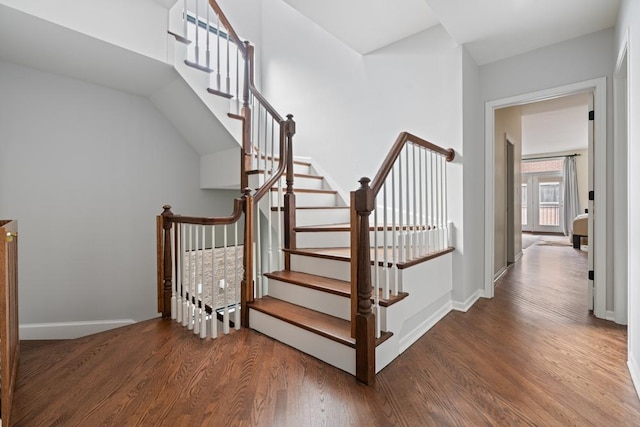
top-left (162, 197), bottom-right (245, 226)
top-left (351, 133), bottom-right (455, 385)
top-left (370, 132), bottom-right (455, 195)
top-left (207, 0), bottom-right (246, 56)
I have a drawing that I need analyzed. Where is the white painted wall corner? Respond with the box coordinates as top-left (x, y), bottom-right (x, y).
top-left (452, 290), bottom-right (481, 312)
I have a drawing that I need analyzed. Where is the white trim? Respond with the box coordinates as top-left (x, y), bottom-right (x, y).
top-left (629, 354), bottom-right (640, 399)
top-left (606, 310), bottom-right (616, 322)
top-left (452, 290), bottom-right (481, 312)
top-left (484, 78), bottom-right (607, 320)
top-left (398, 297), bottom-right (451, 354)
top-left (20, 319), bottom-right (136, 340)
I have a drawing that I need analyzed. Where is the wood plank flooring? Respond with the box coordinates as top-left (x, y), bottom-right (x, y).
top-left (9, 242), bottom-right (640, 426)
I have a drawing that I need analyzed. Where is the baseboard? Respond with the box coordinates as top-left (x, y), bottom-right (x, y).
top-left (452, 290), bottom-right (481, 312)
top-left (628, 353), bottom-right (640, 399)
top-left (398, 296), bottom-right (451, 354)
top-left (606, 310), bottom-right (616, 322)
top-left (514, 251), bottom-right (523, 262)
top-left (20, 319), bottom-right (136, 340)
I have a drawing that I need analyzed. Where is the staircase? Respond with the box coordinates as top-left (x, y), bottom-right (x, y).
top-left (157, 0), bottom-right (456, 385)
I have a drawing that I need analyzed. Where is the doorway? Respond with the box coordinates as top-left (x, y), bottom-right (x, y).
top-left (484, 78), bottom-right (607, 319)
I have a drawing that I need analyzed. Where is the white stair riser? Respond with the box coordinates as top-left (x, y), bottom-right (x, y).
top-left (294, 163), bottom-right (311, 175)
top-left (296, 229), bottom-right (412, 249)
top-left (287, 209), bottom-right (351, 227)
top-left (270, 191), bottom-right (336, 207)
top-left (267, 279), bottom-right (351, 321)
top-left (249, 175), bottom-right (326, 190)
top-left (250, 309), bottom-right (355, 375)
top-left (290, 254), bottom-right (350, 282)
top-left (298, 209), bottom-right (349, 226)
top-left (290, 254), bottom-right (400, 289)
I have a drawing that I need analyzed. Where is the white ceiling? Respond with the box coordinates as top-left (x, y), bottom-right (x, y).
top-left (520, 93), bottom-right (590, 156)
top-left (283, 0), bottom-right (620, 64)
top-left (281, 0), bottom-right (439, 55)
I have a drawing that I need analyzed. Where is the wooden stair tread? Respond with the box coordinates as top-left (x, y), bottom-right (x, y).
top-left (206, 87), bottom-right (234, 99)
top-left (167, 30), bottom-right (191, 45)
top-left (183, 60), bottom-right (214, 73)
top-left (250, 296), bottom-right (393, 347)
top-left (265, 270), bottom-right (408, 307)
top-left (265, 270), bottom-right (350, 297)
top-left (250, 296), bottom-right (354, 347)
top-left (286, 246), bottom-right (456, 270)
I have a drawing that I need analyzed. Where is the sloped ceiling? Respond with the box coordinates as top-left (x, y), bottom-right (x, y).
top-left (282, 0), bottom-right (620, 64)
top-left (281, 0), bottom-right (440, 54)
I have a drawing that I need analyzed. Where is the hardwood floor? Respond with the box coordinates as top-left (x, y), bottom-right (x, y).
top-left (10, 243), bottom-right (640, 426)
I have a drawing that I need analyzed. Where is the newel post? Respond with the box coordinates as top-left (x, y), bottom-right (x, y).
top-left (284, 114), bottom-right (297, 270)
top-left (240, 41), bottom-right (253, 191)
top-left (242, 188), bottom-right (254, 328)
top-left (354, 177), bottom-right (376, 385)
top-left (160, 205), bottom-right (174, 318)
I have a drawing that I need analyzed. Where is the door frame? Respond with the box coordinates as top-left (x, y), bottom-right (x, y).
top-left (483, 77), bottom-right (607, 319)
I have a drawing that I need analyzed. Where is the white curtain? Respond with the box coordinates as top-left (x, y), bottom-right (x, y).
top-left (563, 156), bottom-right (580, 236)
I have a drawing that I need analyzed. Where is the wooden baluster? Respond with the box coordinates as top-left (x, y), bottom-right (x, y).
top-left (354, 177), bottom-right (375, 385)
top-left (161, 205), bottom-right (173, 318)
top-left (242, 188), bottom-right (253, 327)
top-left (283, 114), bottom-right (296, 270)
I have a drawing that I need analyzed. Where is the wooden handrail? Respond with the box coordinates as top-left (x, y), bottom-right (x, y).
top-left (253, 115), bottom-right (296, 202)
top-left (370, 132), bottom-right (455, 195)
top-left (207, 0), bottom-right (246, 56)
top-left (162, 197), bottom-right (245, 226)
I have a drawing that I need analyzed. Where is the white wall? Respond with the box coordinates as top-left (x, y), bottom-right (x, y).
top-left (0, 61), bottom-right (237, 337)
top-left (459, 46), bottom-right (484, 306)
top-left (480, 28), bottom-right (616, 309)
top-left (616, 0), bottom-right (640, 397)
top-left (259, 0), bottom-right (469, 304)
top-left (0, 0), bottom-right (170, 62)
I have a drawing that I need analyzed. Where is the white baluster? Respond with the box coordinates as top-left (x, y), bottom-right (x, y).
top-left (444, 155), bottom-right (449, 248)
top-left (223, 225), bottom-right (230, 334)
top-left (405, 145), bottom-right (411, 262)
top-left (176, 223), bottom-right (183, 322)
top-left (194, 0), bottom-right (199, 63)
top-left (391, 165), bottom-right (398, 296)
top-left (183, 0), bottom-right (188, 39)
top-left (226, 30), bottom-right (231, 94)
top-left (171, 222), bottom-right (177, 319)
top-left (412, 144), bottom-right (418, 260)
top-left (418, 147), bottom-right (424, 257)
top-left (210, 226), bottom-right (218, 339)
top-left (200, 226), bottom-right (207, 339)
top-left (194, 225), bottom-right (200, 335)
top-left (374, 198), bottom-right (380, 338)
top-left (205, 5), bottom-right (211, 69)
top-left (234, 222), bottom-right (241, 330)
top-left (256, 200), bottom-right (262, 298)
top-left (382, 182), bottom-right (389, 300)
top-left (216, 14), bottom-right (221, 91)
top-left (398, 154), bottom-right (404, 264)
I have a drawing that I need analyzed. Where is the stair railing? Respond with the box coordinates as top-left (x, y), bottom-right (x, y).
top-left (160, 0), bottom-right (297, 330)
top-left (351, 132), bottom-right (455, 384)
top-left (1, 220), bottom-right (19, 425)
